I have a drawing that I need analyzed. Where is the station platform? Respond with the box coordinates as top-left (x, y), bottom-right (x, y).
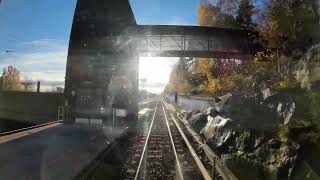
top-left (0, 123), bottom-right (111, 180)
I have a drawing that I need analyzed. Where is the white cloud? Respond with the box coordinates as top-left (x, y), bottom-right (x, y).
top-left (0, 39), bottom-right (68, 85)
top-left (12, 50), bottom-right (67, 66)
top-left (21, 71), bottom-right (65, 82)
top-left (21, 38), bottom-right (67, 51)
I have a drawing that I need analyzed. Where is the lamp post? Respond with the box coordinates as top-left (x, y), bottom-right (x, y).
top-left (3, 50), bottom-right (17, 65)
top-left (4, 50), bottom-right (17, 67)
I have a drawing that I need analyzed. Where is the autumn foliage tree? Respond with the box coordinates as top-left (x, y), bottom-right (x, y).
top-left (260, 0), bottom-right (319, 53)
top-left (165, 0), bottom-right (320, 96)
top-left (1, 65), bottom-right (24, 91)
top-left (198, 0), bottom-right (237, 28)
top-left (163, 59), bottom-right (191, 95)
top-left (252, 0), bottom-right (320, 86)
top-left (190, 0), bottom-right (248, 96)
top-left (236, 0), bottom-right (255, 28)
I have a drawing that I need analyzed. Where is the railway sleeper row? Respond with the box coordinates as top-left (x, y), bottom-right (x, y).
top-left (123, 102), bottom-right (209, 180)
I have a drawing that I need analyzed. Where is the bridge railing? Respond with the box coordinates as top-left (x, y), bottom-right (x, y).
top-left (78, 25), bottom-right (252, 59)
top-left (135, 34), bottom-right (244, 52)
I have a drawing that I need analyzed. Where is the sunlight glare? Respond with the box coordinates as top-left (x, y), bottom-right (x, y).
top-left (139, 57), bottom-right (178, 94)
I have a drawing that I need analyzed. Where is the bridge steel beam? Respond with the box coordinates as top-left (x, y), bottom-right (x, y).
top-left (128, 25), bottom-right (251, 59)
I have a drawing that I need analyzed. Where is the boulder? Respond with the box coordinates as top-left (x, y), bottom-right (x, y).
top-left (277, 141), bottom-right (300, 178)
top-left (262, 88), bottom-right (273, 100)
top-left (266, 154), bottom-right (277, 164)
top-left (184, 112), bottom-right (192, 121)
top-left (192, 109), bottom-right (201, 116)
top-left (254, 146), bottom-right (269, 161)
top-left (215, 93), bottom-right (233, 112)
top-left (264, 93), bottom-right (296, 125)
top-left (202, 115), bottom-right (234, 142)
top-left (236, 130), bottom-right (255, 152)
top-left (283, 102), bottom-right (295, 125)
top-left (185, 109), bottom-right (201, 122)
top-left (254, 137), bottom-right (265, 149)
top-left (216, 95), bottom-right (281, 132)
top-left (189, 112), bottom-right (207, 133)
top-left (267, 139), bottom-right (281, 149)
top-left (204, 107), bottom-right (217, 117)
top-left (293, 44), bottom-right (320, 90)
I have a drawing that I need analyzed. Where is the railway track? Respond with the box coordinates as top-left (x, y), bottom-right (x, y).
top-left (122, 101), bottom-right (211, 180)
top-left (164, 101), bottom-right (238, 180)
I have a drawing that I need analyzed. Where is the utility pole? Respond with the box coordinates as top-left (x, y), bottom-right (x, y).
top-left (37, 81), bottom-right (40, 93)
top-left (0, 76), bottom-right (2, 91)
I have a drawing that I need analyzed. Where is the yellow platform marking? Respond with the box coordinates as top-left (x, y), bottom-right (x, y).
top-left (0, 123), bottom-right (61, 144)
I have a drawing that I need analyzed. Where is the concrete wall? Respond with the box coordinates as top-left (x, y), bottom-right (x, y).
top-left (167, 95), bottom-right (215, 112)
top-left (0, 91), bottom-right (64, 124)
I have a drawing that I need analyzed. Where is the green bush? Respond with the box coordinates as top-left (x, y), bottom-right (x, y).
top-left (273, 79), bottom-right (296, 90)
top-left (279, 127), bottom-right (289, 142)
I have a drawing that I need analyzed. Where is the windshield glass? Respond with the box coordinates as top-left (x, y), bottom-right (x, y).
top-left (0, 0), bottom-right (320, 180)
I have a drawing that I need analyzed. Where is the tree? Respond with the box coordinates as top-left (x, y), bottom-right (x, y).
top-left (198, 0), bottom-right (222, 27)
top-left (21, 81), bottom-right (34, 91)
top-left (198, 0), bottom-right (237, 28)
top-left (236, 0), bottom-right (255, 28)
top-left (217, 0), bottom-right (239, 17)
top-left (163, 66), bottom-right (187, 95)
top-left (260, 0), bottom-right (319, 54)
top-left (163, 58), bottom-right (192, 95)
top-left (1, 65), bottom-right (24, 91)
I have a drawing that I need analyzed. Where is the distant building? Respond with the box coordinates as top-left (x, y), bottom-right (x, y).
top-left (56, 87), bottom-right (64, 93)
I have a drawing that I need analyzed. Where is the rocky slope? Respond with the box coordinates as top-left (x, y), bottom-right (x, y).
top-left (182, 92), bottom-right (297, 178)
top-left (174, 44), bottom-right (320, 180)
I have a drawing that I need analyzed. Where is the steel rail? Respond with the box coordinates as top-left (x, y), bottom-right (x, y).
top-left (134, 105), bottom-right (158, 180)
top-left (161, 102), bottom-right (184, 180)
top-left (162, 100), bottom-right (237, 180)
top-left (175, 110), bottom-right (238, 180)
top-left (162, 100), bottom-right (212, 180)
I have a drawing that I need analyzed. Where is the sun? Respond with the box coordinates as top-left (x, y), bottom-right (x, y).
top-left (139, 57), bottom-right (179, 93)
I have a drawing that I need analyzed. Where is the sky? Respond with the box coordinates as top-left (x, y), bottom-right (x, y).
top-left (139, 57), bottom-right (178, 94)
top-left (0, 0), bottom-right (200, 93)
